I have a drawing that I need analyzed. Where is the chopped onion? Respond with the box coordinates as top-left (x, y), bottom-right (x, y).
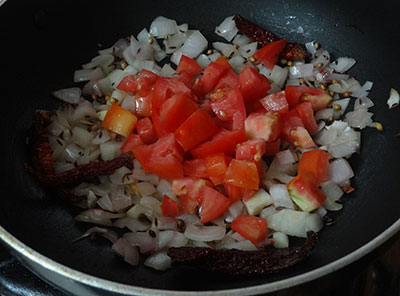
top-left (75, 209), bottom-right (124, 226)
top-left (215, 15), bottom-right (238, 41)
top-left (184, 224), bottom-right (226, 242)
top-left (150, 16), bottom-right (178, 38)
top-left (137, 182), bottom-right (157, 196)
top-left (312, 49), bottom-right (330, 69)
top-left (272, 232), bottom-right (289, 248)
top-left (269, 184), bottom-right (295, 209)
top-left (268, 65), bottom-right (289, 88)
top-left (305, 41), bottom-right (317, 56)
top-left (212, 42), bottom-right (237, 58)
top-left (239, 42), bottom-right (257, 58)
top-left (144, 252), bottom-right (171, 271)
top-left (109, 185), bottom-right (132, 211)
top-left (327, 158), bottom-right (354, 185)
top-left (315, 108), bottom-right (333, 121)
top-left (112, 237), bottom-right (140, 266)
top-left (52, 87), bottom-right (82, 104)
top-left (289, 63), bottom-right (313, 79)
top-left (100, 141), bottom-right (122, 161)
top-left (74, 67), bottom-right (104, 83)
top-left (177, 213), bottom-right (200, 226)
top-left (351, 81), bottom-right (373, 98)
top-left (329, 57), bottom-right (356, 73)
top-left (156, 217), bottom-right (177, 231)
top-left (354, 97), bottom-right (374, 110)
top-left (196, 54), bottom-right (211, 69)
top-left (124, 231), bottom-right (157, 254)
top-left (120, 95), bottom-right (135, 113)
top-left (333, 98), bottom-right (350, 118)
top-left (345, 108), bottom-right (373, 129)
top-left (140, 196), bottom-right (162, 217)
top-left (71, 100), bottom-right (97, 122)
top-left (260, 206), bottom-right (278, 219)
top-left (92, 129), bottom-right (111, 145)
top-left (159, 64), bottom-right (176, 77)
top-left (98, 38), bottom-right (129, 58)
top-left (322, 181), bottom-right (344, 211)
top-left (276, 149), bottom-right (297, 165)
top-left (387, 88), bottom-right (399, 109)
top-left (71, 126), bottom-right (94, 149)
top-left (223, 240), bottom-right (257, 251)
top-left (97, 193), bottom-right (114, 212)
top-left (171, 30), bottom-right (207, 64)
top-left (113, 217), bottom-right (150, 232)
top-left (229, 55), bottom-right (246, 74)
top-left (207, 51), bottom-right (221, 62)
top-left (232, 34), bottom-right (251, 46)
top-left (223, 200), bottom-right (244, 223)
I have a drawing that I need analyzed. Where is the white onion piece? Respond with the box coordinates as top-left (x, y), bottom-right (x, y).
top-left (52, 87), bottom-right (82, 104)
top-left (150, 16), bottom-right (178, 38)
top-left (196, 54), bottom-right (211, 69)
top-left (244, 188), bottom-right (273, 215)
top-left (223, 240), bottom-right (257, 251)
top-left (159, 64), bottom-right (176, 77)
top-left (330, 57), bottom-right (356, 73)
top-left (354, 97), bottom-right (374, 110)
top-left (133, 60), bottom-right (155, 72)
top-left (329, 78), bottom-right (361, 94)
top-left (75, 209), bottom-right (124, 226)
top-left (107, 69), bottom-right (127, 88)
top-left (345, 109), bottom-right (373, 129)
top-left (135, 42), bottom-right (154, 61)
top-left (156, 217), bottom-right (177, 231)
top-left (328, 142), bottom-right (358, 158)
top-left (207, 51), bottom-right (221, 62)
top-left (260, 206), bottom-right (278, 219)
top-left (269, 184), bottom-right (295, 209)
top-left (112, 238), bottom-right (140, 266)
top-left (113, 217), bottom-right (150, 232)
top-left (97, 77), bottom-right (113, 96)
top-left (92, 129), bottom-right (111, 145)
top-left (184, 224), bottom-right (226, 242)
top-left (321, 181), bottom-right (344, 211)
top-left (144, 252), bottom-right (171, 271)
top-left (97, 194), bottom-right (114, 212)
top-left (312, 50), bottom-right (330, 69)
top-left (351, 81), bottom-right (373, 98)
top-left (169, 232), bottom-right (188, 248)
top-left (158, 231), bottom-right (175, 250)
top-left (120, 95), bottom-right (135, 113)
top-left (140, 196), bottom-right (162, 217)
top-left (387, 88), bottom-right (400, 109)
top-left (124, 232), bottom-right (157, 254)
top-left (82, 54), bottom-right (114, 73)
top-left (229, 55), bottom-right (246, 74)
top-left (100, 141), bottom-right (122, 161)
top-left (276, 149), bottom-right (297, 165)
top-left (325, 71), bottom-right (349, 82)
top-left (74, 67), bottom-right (104, 83)
top-left (63, 143), bottom-right (83, 162)
top-left (289, 63), bottom-right (313, 79)
top-left (272, 232), bottom-right (289, 248)
top-left (239, 42), bottom-right (257, 58)
top-left (71, 100), bottom-right (97, 122)
top-left (109, 185), bottom-right (132, 211)
top-left (327, 158), bottom-right (354, 185)
top-left (212, 42), bottom-right (237, 58)
top-left (71, 127), bottom-right (94, 149)
top-left (110, 89), bottom-right (126, 103)
top-left (163, 32), bottom-right (189, 54)
top-left (232, 34), bottom-right (251, 46)
top-left (305, 41), bottom-right (317, 56)
top-left (315, 108), bottom-right (333, 121)
top-left (177, 214), bottom-right (200, 226)
top-left (223, 200), bottom-right (244, 223)
top-left (54, 162), bottom-right (74, 174)
top-left (268, 209), bottom-right (323, 238)
top-left (268, 65), bottom-right (288, 88)
top-left (156, 179), bottom-right (175, 200)
top-left (215, 15), bottom-right (238, 42)
top-left (333, 98), bottom-right (350, 118)
top-left (98, 38), bottom-right (129, 58)
top-left (137, 182), bottom-right (157, 196)
top-left (171, 31), bottom-right (208, 64)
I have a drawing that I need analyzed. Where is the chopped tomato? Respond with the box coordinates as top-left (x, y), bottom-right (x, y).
top-left (134, 92), bottom-right (153, 117)
top-left (131, 144), bottom-right (153, 172)
top-left (244, 111), bottom-right (281, 142)
top-left (253, 39), bottom-right (288, 70)
top-left (209, 87), bottom-right (246, 130)
top-left (231, 215), bottom-right (268, 243)
top-left (298, 149), bottom-right (330, 181)
top-left (176, 55), bottom-right (203, 76)
top-left (116, 75), bottom-right (135, 93)
top-left (285, 85), bottom-right (332, 110)
top-left (295, 102), bottom-right (319, 135)
top-left (118, 69), bottom-right (158, 97)
top-left (161, 195), bottom-right (180, 217)
top-left (204, 152), bottom-right (228, 185)
top-left (175, 109), bottom-right (219, 151)
top-left (183, 159), bottom-right (209, 179)
top-left (178, 71), bottom-right (195, 89)
top-left (260, 91), bottom-right (289, 115)
top-left (135, 117), bottom-right (157, 144)
top-left (287, 172), bottom-right (326, 212)
top-left (152, 77), bottom-right (193, 110)
top-left (172, 178), bottom-right (207, 213)
top-left (214, 56), bottom-right (234, 71)
top-left (199, 186), bottom-right (231, 223)
top-left (159, 93), bottom-right (198, 132)
top-left (102, 104), bottom-right (137, 138)
top-left (151, 109), bottom-right (168, 139)
top-left (291, 127), bottom-right (316, 149)
top-left (281, 109), bottom-right (305, 142)
top-left (199, 62), bottom-right (228, 95)
top-left (235, 138), bottom-right (266, 176)
top-left (224, 159), bottom-right (259, 190)
top-left (239, 65), bottom-right (271, 102)
top-left (245, 99), bottom-right (265, 114)
top-left (120, 133), bottom-right (143, 154)
top-left (213, 69), bottom-right (240, 91)
top-left (265, 138), bottom-right (281, 156)
top-left (190, 128), bottom-right (247, 158)
top-left (224, 184), bottom-right (255, 202)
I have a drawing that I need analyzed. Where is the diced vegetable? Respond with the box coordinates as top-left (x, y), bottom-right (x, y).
top-left (161, 195), bottom-right (180, 217)
top-left (224, 159), bottom-right (259, 190)
top-left (231, 215), bottom-right (268, 243)
top-left (298, 149), bottom-right (330, 181)
top-left (243, 188), bottom-right (273, 215)
top-left (102, 104), bottom-right (137, 138)
top-left (253, 40), bottom-right (288, 69)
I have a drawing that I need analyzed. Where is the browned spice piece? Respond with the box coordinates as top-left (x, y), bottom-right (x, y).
top-left (168, 231), bottom-right (318, 275)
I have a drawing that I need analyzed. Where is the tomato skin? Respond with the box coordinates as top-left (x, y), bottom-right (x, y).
top-left (213, 69), bottom-right (240, 91)
top-left (119, 69), bottom-right (158, 97)
top-left (295, 102), bottom-right (319, 135)
top-left (135, 117), bottom-right (157, 144)
top-left (244, 112), bottom-right (282, 142)
top-left (116, 75), bottom-right (136, 92)
top-left (151, 109), bottom-right (168, 139)
top-left (199, 62), bottom-right (227, 95)
top-left (204, 152), bottom-right (228, 185)
top-left (291, 127), bottom-right (316, 149)
top-left (285, 85), bottom-right (332, 110)
top-left (298, 149), bottom-right (330, 181)
top-left (214, 56), bottom-right (234, 71)
top-left (176, 55), bottom-right (203, 76)
top-left (120, 133), bottom-right (143, 154)
top-left (159, 93), bottom-right (198, 133)
top-left (224, 184), bottom-right (255, 202)
top-left (253, 39), bottom-right (288, 70)
top-left (235, 138), bottom-right (266, 162)
top-left (131, 144), bottom-right (153, 172)
top-left (287, 172), bottom-right (326, 212)
top-left (281, 109), bottom-right (305, 142)
top-left (224, 159), bottom-right (259, 190)
top-left (239, 65), bottom-right (271, 102)
top-left (199, 186), bottom-right (231, 223)
top-left (134, 92), bottom-right (153, 117)
top-left (265, 138), bottom-right (281, 156)
top-left (183, 159), bottom-right (209, 179)
top-left (161, 195), bottom-right (180, 217)
top-left (102, 104), bottom-right (137, 138)
top-left (260, 91), bottom-right (289, 115)
top-left (153, 77), bottom-right (193, 110)
top-left (175, 109), bottom-right (219, 151)
top-left (190, 128), bottom-right (247, 158)
top-left (172, 178), bottom-right (207, 213)
top-left (231, 215), bottom-right (268, 243)
top-left (209, 87), bottom-right (246, 130)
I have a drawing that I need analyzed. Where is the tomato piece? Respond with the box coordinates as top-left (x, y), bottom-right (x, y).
top-left (265, 138), bottom-right (281, 156)
top-left (291, 127), bottom-right (316, 149)
top-left (214, 69), bottom-right (240, 91)
top-left (175, 109), bottom-right (219, 151)
top-left (121, 69), bottom-right (159, 97)
top-left (116, 75), bottom-right (136, 93)
top-left (131, 144), bottom-right (153, 172)
top-left (135, 117), bottom-right (157, 144)
top-left (199, 186), bottom-right (231, 223)
top-left (281, 109), bottom-right (305, 142)
top-left (224, 159), bottom-right (259, 190)
top-left (120, 133), bottom-right (143, 154)
top-left (199, 62), bottom-right (227, 95)
top-left (253, 39), bottom-right (288, 70)
top-left (245, 99), bottom-right (265, 114)
top-left (172, 178), bottom-right (207, 213)
top-left (102, 104), bottom-right (137, 138)
top-left (204, 152), bottom-right (228, 185)
top-left (285, 85), bottom-right (332, 110)
top-left (183, 159), bottom-right (208, 179)
top-left (245, 111), bottom-right (281, 142)
top-left (153, 77), bottom-right (193, 110)
top-left (239, 65), bottom-right (271, 102)
top-left (210, 87), bottom-right (246, 130)
top-left (159, 93), bottom-right (198, 132)
top-left (134, 92), bottom-right (153, 117)
top-left (161, 195), bottom-right (180, 217)
top-left (224, 184), bottom-right (255, 202)
top-left (214, 56), bottom-right (234, 71)
top-left (153, 133), bottom-right (184, 163)
top-left (176, 55), bottom-right (203, 76)
top-left (190, 128), bottom-right (247, 158)
top-left (287, 172), bottom-right (326, 212)
top-left (295, 102), bottom-right (319, 135)
top-left (260, 91), bottom-right (289, 115)
top-left (235, 138), bottom-right (266, 176)
top-left (151, 109), bottom-right (167, 139)
top-left (298, 149), bottom-right (330, 182)
top-left (231, 215), bottom-right (268, 243)
top-left (178, 71), bottom-right (195, 89)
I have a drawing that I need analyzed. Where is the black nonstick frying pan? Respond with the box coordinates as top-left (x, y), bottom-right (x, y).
top-left (0, 0), bottom-right (399, 295)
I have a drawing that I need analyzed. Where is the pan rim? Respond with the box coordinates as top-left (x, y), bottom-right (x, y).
top-left (0, 219), bottom-right (399, 295)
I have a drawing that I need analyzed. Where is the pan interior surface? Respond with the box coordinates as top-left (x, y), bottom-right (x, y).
top-left (0, 0), bottom-right (399, 292)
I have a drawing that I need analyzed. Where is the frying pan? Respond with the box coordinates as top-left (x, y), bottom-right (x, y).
top-left (0, 0), bottom-right (399, 295)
